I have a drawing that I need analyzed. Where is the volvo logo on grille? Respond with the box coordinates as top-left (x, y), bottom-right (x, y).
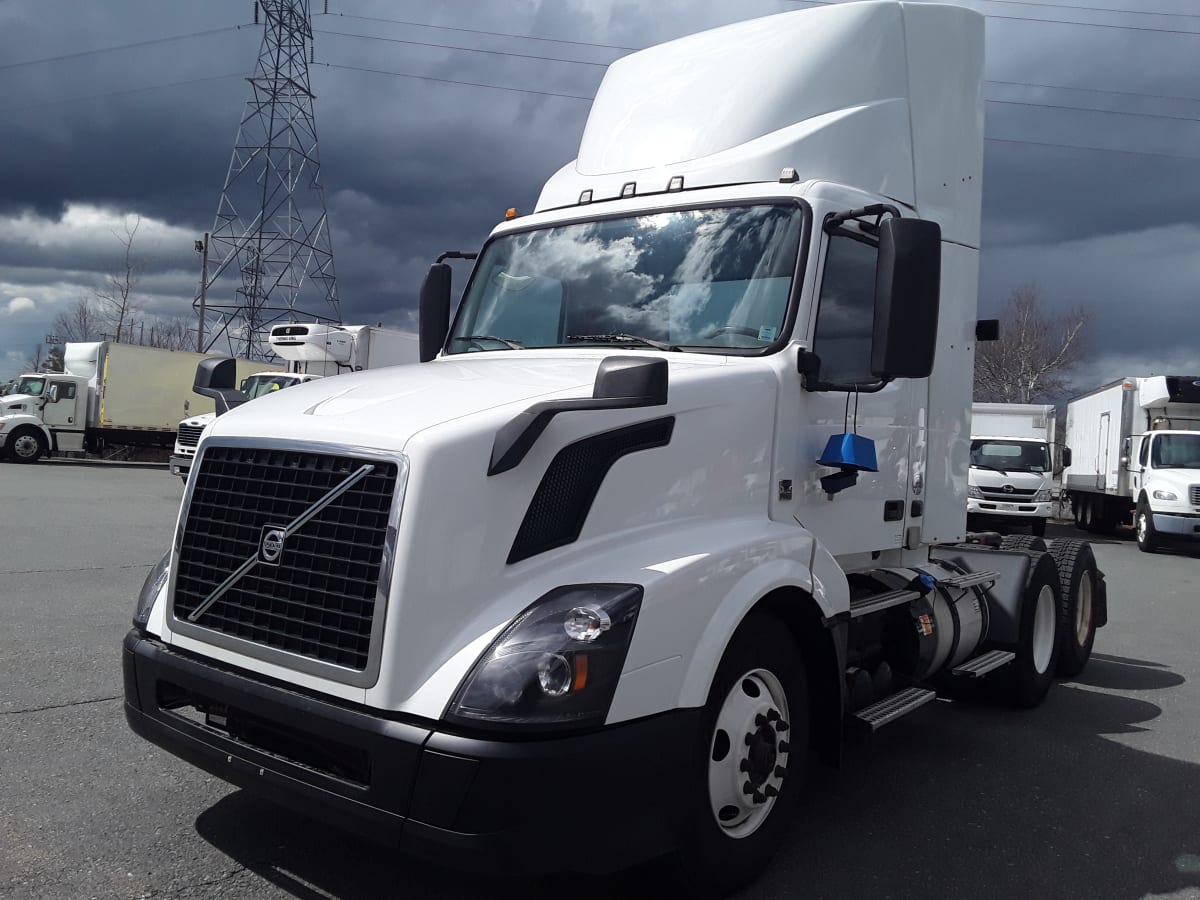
top-left (1002, 484), bottom-right (1015, 494)
top-left (259, 525), bottom-right (287, 565)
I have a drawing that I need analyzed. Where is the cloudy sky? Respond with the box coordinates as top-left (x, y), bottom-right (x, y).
top-left (0, 0), bottom-right (1197, 390)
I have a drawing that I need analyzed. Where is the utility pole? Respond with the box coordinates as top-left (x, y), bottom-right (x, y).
top-left (193, 0), bottom-right (341, 359)
top-left (195, 234), bottom-right (209, 352)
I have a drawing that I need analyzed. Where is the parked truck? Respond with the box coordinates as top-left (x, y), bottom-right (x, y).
top-left (123, 4), bottom-right (1107, 895)
top-left (1064, 375), bottom-right (1200, 552)
top-left (967, 402), bottom-right (1062, 537)
top-left (169, 323), bottom-right (419, 478)
top-left (0, 342), bottom-right (275, 464)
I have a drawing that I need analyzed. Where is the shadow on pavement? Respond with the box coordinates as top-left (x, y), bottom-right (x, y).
top-left (195, 663), bottom-right (1194, 900)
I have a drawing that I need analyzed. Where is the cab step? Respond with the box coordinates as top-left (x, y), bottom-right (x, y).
top-left (937, 570), bottom-right (998, 590)
top-left (850, 687), bottom-right (936, 732)
top-left (849, 589), bottom-right (922, 619)
top-left (951, 649), bottom-right (1015, 678)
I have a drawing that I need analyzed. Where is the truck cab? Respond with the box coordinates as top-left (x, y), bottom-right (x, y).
top-left (1127, 429), bottom-right (1200, 551)
top-left (0, 372), bottom-right (90, 462)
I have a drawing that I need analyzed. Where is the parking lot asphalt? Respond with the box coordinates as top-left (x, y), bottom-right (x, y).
top-left (2, 462), bottom-right (1200, 899)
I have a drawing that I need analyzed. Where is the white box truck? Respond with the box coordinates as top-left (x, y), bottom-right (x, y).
top-left (1064, 375), bottom-right (1200, 552)
top-left (169, 324), bottom-right (419, 478)
top-left (967, 402), bottom-right (1060, 536)
top-left (123, 4), bottom-right (1107, 894)
top-left (0, 342), bottom-right (275, 463)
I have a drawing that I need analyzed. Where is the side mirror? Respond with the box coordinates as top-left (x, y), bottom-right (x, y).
top-left (871, 218), bottom-right (941, 380)
top-left (47, 384), bottom-right (60, 403)
top-left (1061, 446), bottom-right (1072, 469)
top-left (193, 357), bottom-right (247, 416)
top-left (419, 263), bottom-right (452, 363)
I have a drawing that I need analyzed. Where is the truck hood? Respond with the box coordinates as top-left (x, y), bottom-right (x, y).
top-left (0, 394), bottom-right (38, 415)
top-left (204, 353), bottom-right (711, 450)
top-left (969, 467), bottom-right (1052, 489)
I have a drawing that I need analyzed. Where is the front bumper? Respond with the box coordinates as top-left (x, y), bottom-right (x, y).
top-left (967, 499), bottom-right (1053, 523)
top-left (122, 630), bottom-right (696, 874)
top-left (168, 455), bottom-right (192, 477)
top-left (1148, 511), bottom-right (1200, 539)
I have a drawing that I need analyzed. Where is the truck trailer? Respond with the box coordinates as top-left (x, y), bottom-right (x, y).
top-left (1064, 375), bottom-right (1200, 552)
top-left (123, 3), bottom-right (1107, 895)
top-left (0, 342), bottom-right (276, 463)
top-left (169, 323), bottom-right (419, 479)
top-left (967, 402), bottom-right (1061, 536)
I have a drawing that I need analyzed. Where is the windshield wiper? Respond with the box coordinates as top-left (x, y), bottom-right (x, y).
top-left (567, 333), bottom-right (679, 352)
top-left (971, 464), bottom-right (1010, 474)
top-left (453, 335), bottom-right (524, 350)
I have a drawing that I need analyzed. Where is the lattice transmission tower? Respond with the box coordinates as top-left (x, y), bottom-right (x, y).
top-left (196, 0), bottom-right (341, 360)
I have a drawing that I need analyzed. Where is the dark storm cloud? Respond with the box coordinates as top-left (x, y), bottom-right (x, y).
top-left (0, 0), bottom-right (1197, 381)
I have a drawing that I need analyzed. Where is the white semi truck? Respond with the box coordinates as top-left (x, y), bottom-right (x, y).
top-left (1064, 375), bottom-right (1200, 552)
top-left (123, 4), bottom-right (1107, 894)
top-left (967, 403), bottom-right (1062, 537)
top-left (0, 342), bottom-right (273, 464)
top-left (169, 323), bottom-right (419, 478)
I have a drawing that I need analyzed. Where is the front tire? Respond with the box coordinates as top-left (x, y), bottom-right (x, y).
top-left (8, 427), bottom-right (47, 463)
top-left (1046, 539), bottom-right (1099, 676)
top-left (670, 614), bottom-right (808, 898)
top-left (1135, 501), bottom-right (1160, 553)
top-left (1006, 552), bottom-right (1061, 707)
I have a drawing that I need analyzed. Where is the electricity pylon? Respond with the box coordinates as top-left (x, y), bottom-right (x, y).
top-left (195, 0), bottom-right (341, 360)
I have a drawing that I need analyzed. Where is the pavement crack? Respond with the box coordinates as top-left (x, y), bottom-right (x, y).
top-left (1, 694), bottom-right (121, 715)
top-left (130, 865), bottom-right (251, 899)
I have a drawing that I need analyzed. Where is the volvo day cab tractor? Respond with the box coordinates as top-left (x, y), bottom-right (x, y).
top-left (123, 3), bottom-right (1106, 895)
top-left (968, 403), bottom-right (1063, 536)
top-left (0, 342), bottom-right (271, 463)
top-left (169, 323), bottom-right (419, 479)
top-left (1065, 375), bottom-right (1200, 552)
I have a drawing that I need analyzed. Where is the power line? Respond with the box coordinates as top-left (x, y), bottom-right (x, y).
top-left (989, 98), bottom-right (1200, 124)
top-left (988, 78), bottom-right (1200, 105)
top-left (0, 25), bottom-right (253, 74)
top-left (972, 0), bottom-right (1200, 18)
top-left (986, 136), bottom-right (1200, 161)
top-left (316, 61), bottom-right (593, 100)
top-left (316, 11), bottom-right (639, 52)
top-left (0, 71), bottom-right (249, 116)
top-left (315, 27), bottom-right (612, 68)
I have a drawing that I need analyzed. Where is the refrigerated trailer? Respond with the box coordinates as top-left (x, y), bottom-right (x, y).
top-left (123, 4), bottom-right (1107, 895)
top-left (0, 342), bottom-right (277, 463)
top-left (1064, 375), bottom-right (1200, 551)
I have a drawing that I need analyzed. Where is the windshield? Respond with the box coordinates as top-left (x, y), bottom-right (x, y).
top-left (447, 204), bottom-right (804, 354)
top-left (15, 376), bottom-right (46, 396)
top-left (970, 439), bottom-right (1051, 473)
top-left (1151, 433), bottom-right (1200, 469)
top-left (240, 374), bottom-right (298, 400)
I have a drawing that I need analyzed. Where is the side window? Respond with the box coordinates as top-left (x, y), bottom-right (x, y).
top-left (51, 381), bottom-right (77, 400)
top-left (1138, 436), bottom-right (1150, 467)
top-left (811, 233), bottom-right (879, 385)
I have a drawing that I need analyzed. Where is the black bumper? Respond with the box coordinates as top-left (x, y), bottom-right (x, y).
top-left (122, 630), bottom-right (697, 874)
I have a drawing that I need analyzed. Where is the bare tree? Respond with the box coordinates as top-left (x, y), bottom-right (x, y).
top-left (974, 284), bottom-right (1090, 403)
top-left (141, 316), bottom-right (196, 351)
top-left (94, 216), bottom-right (143, 342)
top-left (52, 298), bottom-right (105, 343)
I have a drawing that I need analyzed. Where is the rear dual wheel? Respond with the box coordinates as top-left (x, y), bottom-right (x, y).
top-left (1007, 552), bottom-right (1061, 707)
top-left (1047, 539), bottom-right (1099, 676)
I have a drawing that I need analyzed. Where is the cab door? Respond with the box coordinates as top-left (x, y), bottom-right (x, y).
top-left (43, 379), bottom-right (85, 450)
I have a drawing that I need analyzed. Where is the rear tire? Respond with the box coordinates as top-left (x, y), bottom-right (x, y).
top-left (8, 427), bottom-right (46, 463)
top-left (1046, 539), bottom-right (1099, 677)
top-left (1000, 534), bottom-right (1047, 553)
top-left (1005, 552), bottom-right (1061, 707)
top-left (669, 614), bottom-right (808, 898)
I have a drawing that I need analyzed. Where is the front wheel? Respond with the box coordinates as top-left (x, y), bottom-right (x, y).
top-left (670, 614), bottom-right (808, 898)
top-left (1135, 502), bottom-right (1160, 553)
top-left (8, 427), bottom-right (47, 463)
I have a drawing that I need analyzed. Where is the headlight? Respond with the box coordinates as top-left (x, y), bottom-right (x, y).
top-left (446, 584), bottom-right (642, 731)
top-left (967, 485), bottom-right (983, 499)
top-left (134, 552), bottom-right (171, 629)
top-left (1034, 489), bottom-right (1053, 503)
top-left (1153, 489), bottom-right (1178, 501)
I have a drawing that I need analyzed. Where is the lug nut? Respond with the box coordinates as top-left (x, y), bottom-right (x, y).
top-left (755, 713), bottom-right (767, 727)
top-left (739, 760), bottom-right (752, 773)
top-left (743, 780), bottom-right (755, 796)
top-left (776, 720), bottom-right (789, 732)
top-left (744, 733), bottom-right (755, 746)
top-left (778, 741), bottom-right (791, 754)
top-left (764, 785), bottom-right (779, 798)
top-left (752, 791), bottom-right (766, 804)
top-left (774, 765), bottom-right (787, 778)
top-left (766, 709), bottom-right (780, 722)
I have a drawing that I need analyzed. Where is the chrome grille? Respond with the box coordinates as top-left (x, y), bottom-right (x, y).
top-left (172, 445), bottom-right (399, 671)
top-left (1191, 485), bottom-right (1200, 507)
top-left (177, 424), bottom-right (205, 447)
top-left (979, 486), bottom-right (1036, 500)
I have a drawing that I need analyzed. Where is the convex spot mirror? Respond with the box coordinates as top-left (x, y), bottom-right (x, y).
top-left (871, 218), bottom-right (941, 381)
